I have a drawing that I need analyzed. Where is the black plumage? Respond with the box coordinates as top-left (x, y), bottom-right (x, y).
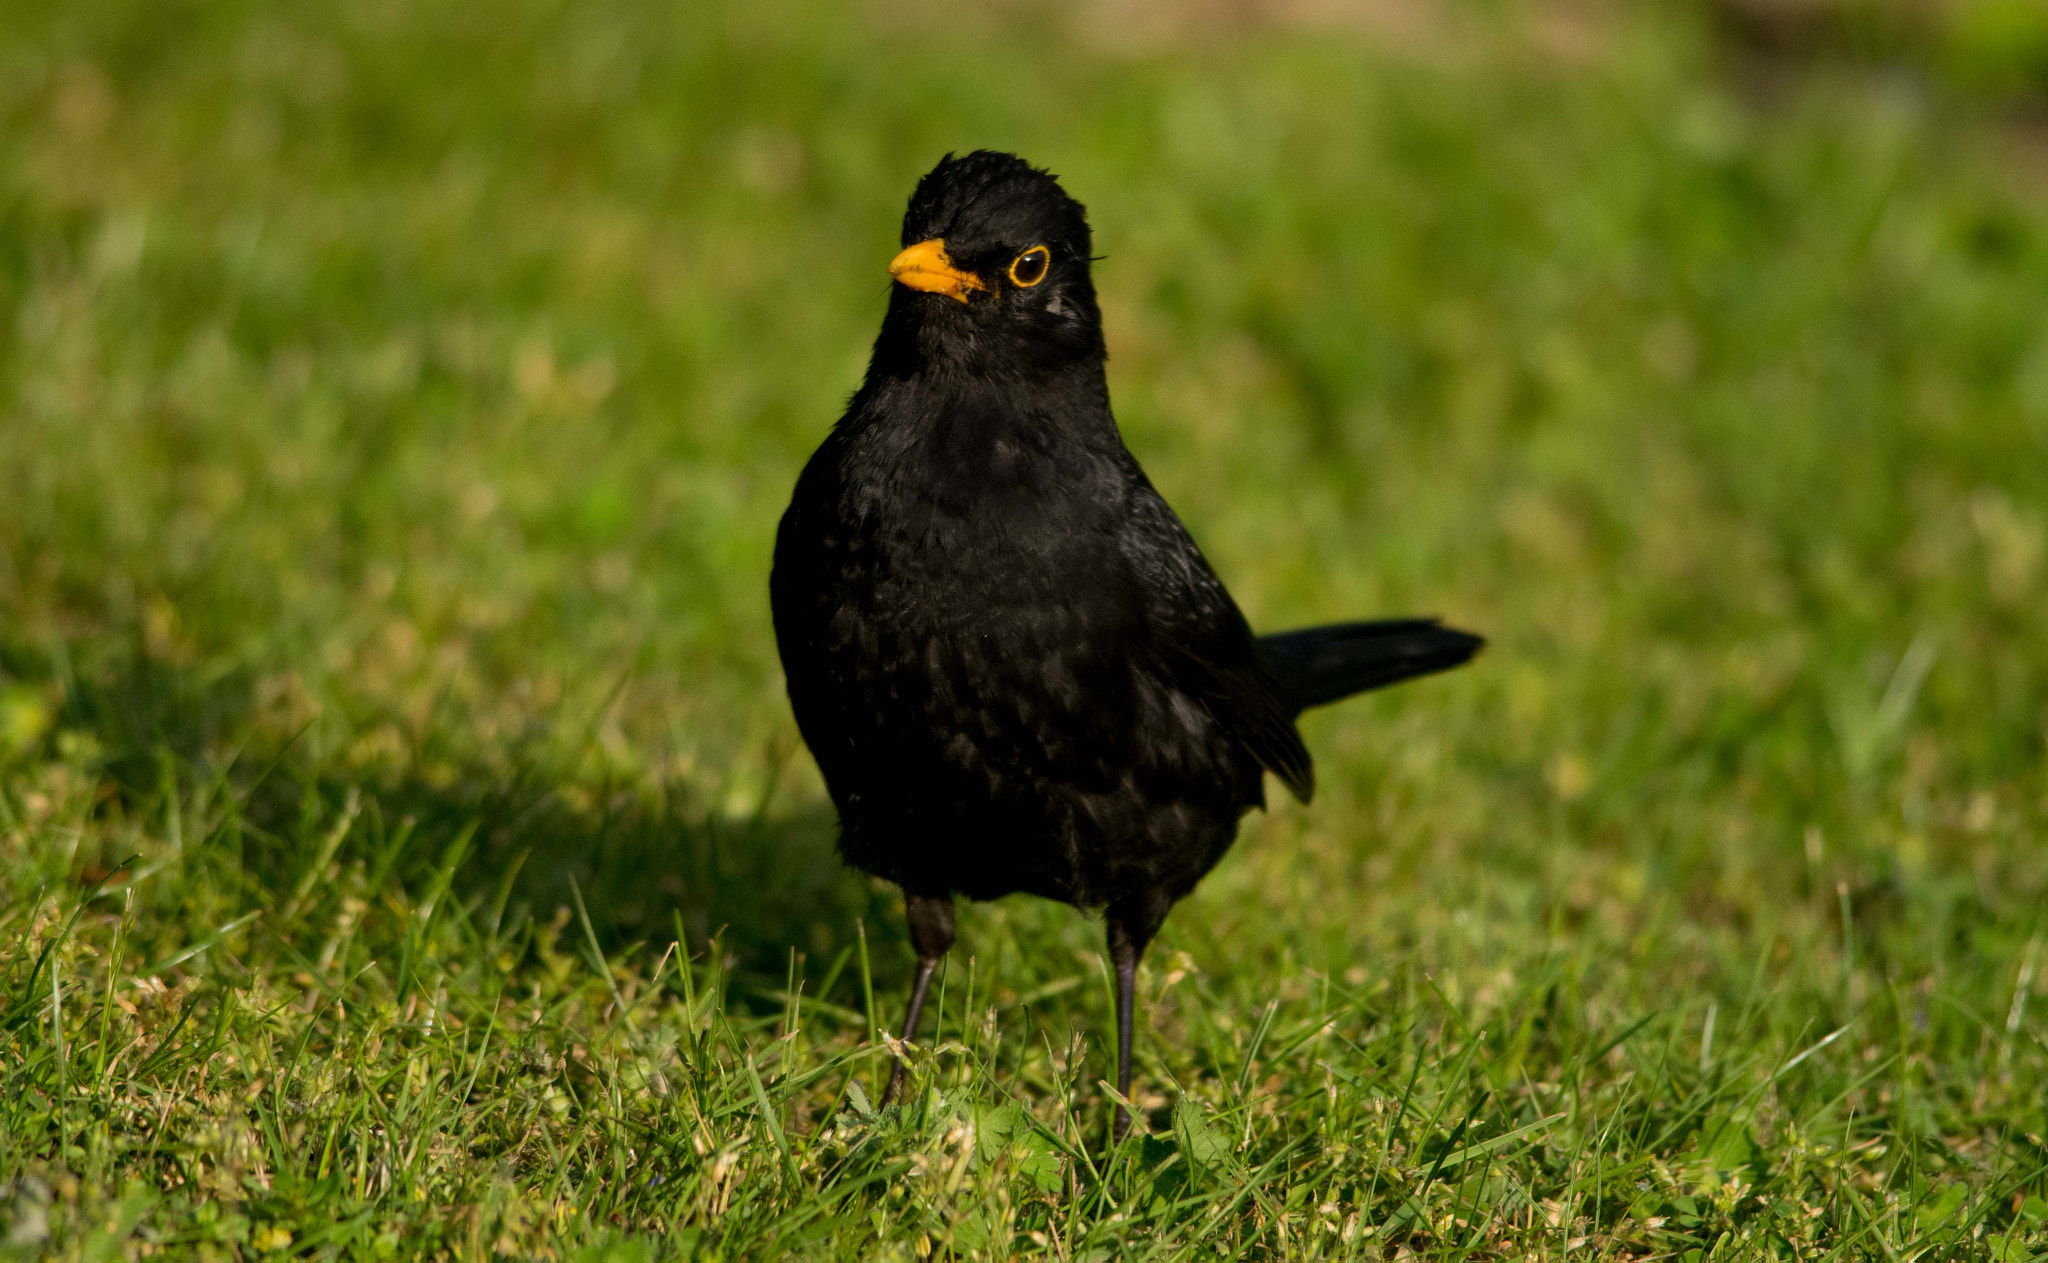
top-left (770, 151), bottom-right (1482, 1135)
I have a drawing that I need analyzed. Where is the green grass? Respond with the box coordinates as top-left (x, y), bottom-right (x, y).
top-left (5, 0), bottom-right (2048, 1257)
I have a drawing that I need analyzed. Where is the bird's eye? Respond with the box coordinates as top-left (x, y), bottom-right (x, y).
top-left (1008, 246), bottom-right (1050, 287)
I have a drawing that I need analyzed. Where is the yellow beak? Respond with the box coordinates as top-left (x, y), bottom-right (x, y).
top-left (888, 238), bottom-right (984, 303)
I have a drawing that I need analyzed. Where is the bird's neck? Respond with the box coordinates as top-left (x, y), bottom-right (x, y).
top-left (851, 357), bottom-right (1115, 449)
top-left (867, 288), bottom-right (1107, 385)
top-left (833, 352), bottom-right (1127, 527)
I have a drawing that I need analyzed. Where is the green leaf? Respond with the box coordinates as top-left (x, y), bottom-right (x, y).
top-left (1688, 1112), bottom-right (1759, 1187)
top-left (1172, 1096), bottom-right (1234, 1183)
top-left (974, 1101), bottom-right (1023, 1164)
top-left (949, 1213), bottom-right (991, 1251)
top-left (1018, 1140), bottom-right (1063, 1194)
top-left (1910, 1181), bottom-right (1968, 1236)
top-left (844, 1077), bottom-right (876, 1121)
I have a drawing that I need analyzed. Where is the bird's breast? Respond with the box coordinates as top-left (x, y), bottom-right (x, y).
top-left (775, 407), bottom-right (1155, 755)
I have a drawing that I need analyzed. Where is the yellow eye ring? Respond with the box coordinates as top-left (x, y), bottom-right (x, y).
top-left (1008, 246), bottom-right (1050, 287)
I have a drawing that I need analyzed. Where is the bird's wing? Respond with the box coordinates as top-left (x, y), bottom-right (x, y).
top-left (1118, 478), bottom-right (1314, 803)
top-left (769, 435), bottom-right (873, 807)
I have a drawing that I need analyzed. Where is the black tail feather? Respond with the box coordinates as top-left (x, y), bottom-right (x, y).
top-left (1258, 618), bottom-right (1484, 714)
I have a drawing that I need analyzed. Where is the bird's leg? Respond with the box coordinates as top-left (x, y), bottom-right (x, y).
top-left (880, 891), bottom-right (955, 1107)
top-left (1107, 913), bottom-right (1155, 1142)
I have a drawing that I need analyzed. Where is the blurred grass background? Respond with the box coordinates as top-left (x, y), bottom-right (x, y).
top-left (4, 0), bottom-right (2048, 1257)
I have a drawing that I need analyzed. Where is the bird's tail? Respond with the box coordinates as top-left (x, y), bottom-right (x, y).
top-left (1257, 619), bottom-right (1484, 714)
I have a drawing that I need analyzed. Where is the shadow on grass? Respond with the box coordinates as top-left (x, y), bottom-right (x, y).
top-left (10, 636), bottom-right (911, 1007)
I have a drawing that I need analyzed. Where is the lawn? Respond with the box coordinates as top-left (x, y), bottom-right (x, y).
top-left (4, 0), bottom-right (2048, 1258)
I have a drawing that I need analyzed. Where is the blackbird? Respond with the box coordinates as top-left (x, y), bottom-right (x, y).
top-left (771, 151), bottom-right (1481, 1136)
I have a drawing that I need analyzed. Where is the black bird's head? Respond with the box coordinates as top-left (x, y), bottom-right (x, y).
top-left (870, 151), bottom-right (1105, 379)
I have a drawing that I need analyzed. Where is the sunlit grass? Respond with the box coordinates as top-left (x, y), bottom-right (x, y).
top-left (3, 0), bottom-right (2048, 1257)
